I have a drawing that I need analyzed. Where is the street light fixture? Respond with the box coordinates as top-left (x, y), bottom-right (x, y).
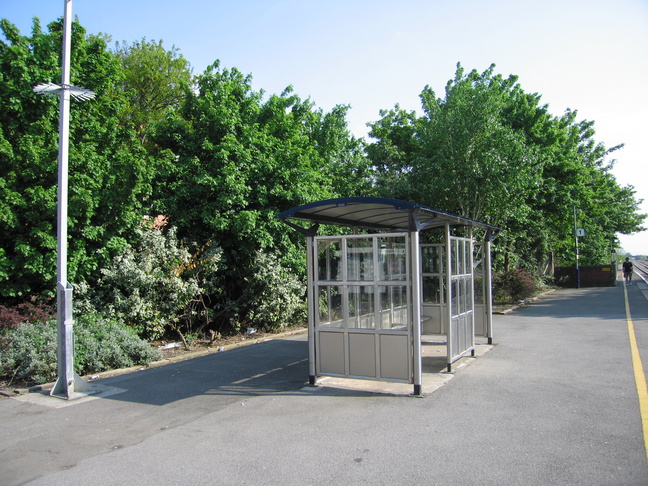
top-left (33, 0), bottom-right (96, 399)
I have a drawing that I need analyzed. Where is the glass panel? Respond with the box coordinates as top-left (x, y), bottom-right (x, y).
top-left (317, 239), bottom-right (342, 281)
top-left (378, 236), bottom-right (407, 281)
top-left (451, 279), bottom-right (460, 316)
top-left (473, 243), bottom-right (483, 272)
top-left (422, 245), bottom-right (444, 274)
top-left (422, 276), bottom-right (442, 304)
top-left (347, 238), bottom-right (374, 281)
top-left (348, 285), bottom-right (375, 328)
top-left (464, 240), bottom-right (471, 275)
top-left (379, 285), bottom-right (408, 330)
top-left (421, 246), bottom-right (432, 273)
top-left (474, 275), bottom-right (484, 305)
top-left (451, 240), bottom-right (459, 276)
top-left (318, 285), bottom-right (343, 327)
top-left (461, 240), bottom-right (467, 275)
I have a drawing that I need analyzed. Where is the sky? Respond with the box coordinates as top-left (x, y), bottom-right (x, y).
top-left (2, 0), bottom-right (648, 255)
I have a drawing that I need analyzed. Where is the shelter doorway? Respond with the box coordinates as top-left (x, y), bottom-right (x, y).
top-left (421, 240), bottom-right (493, 343)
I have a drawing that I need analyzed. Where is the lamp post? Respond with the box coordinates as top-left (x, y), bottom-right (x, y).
top-left (33, 0), bottom-right (95, 399)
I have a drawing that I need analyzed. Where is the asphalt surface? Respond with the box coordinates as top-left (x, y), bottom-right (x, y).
top-left (2, 281), bottom-right (648, 485)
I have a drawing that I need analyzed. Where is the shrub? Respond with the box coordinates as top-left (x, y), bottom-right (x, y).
top-left (0, 315), bottom-right (160, 386)
top-left (0, 320), bottom-right (58, 386)
top-left (243, 251), bottom-right (307, 332)
top-left (77, 224), bottom-right (222, 340)
top-left (0, 299), bottom-right (55, 332)
top-left (73, 314), bottom-right (161, 374)
top-left (0, 306), bottom-right (24, 332)
top-left (493, 268), bottom-right (538, 302)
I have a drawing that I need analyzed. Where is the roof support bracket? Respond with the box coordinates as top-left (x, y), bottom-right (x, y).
top-left (280, 219), bottom-right (320, 237)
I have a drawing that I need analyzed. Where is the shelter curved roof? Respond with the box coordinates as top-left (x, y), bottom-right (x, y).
top-left (277, 197), bottom-right (499, 234)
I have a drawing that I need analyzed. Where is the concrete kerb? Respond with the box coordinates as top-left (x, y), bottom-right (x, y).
top-left (3, 291), bottom-right (549, 399)
top-left (494, 288), bottom-right (556, 315)
top-left (1, 327), bottom-right (309, 398)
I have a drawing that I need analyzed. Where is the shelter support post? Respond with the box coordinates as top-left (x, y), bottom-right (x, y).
top-left (468, 226), bottom-right (475, 354)
top-left (444, 223), bottom-right (453, 373)
top-left (306, 235), bottom-right (317, 385)
top-left (410, 230), bottom-right (422, 396)
top-left (484, 235), bottom-right (494, 344)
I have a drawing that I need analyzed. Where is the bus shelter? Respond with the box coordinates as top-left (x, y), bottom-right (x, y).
top-left (278, 197), bottom-right (499, 396)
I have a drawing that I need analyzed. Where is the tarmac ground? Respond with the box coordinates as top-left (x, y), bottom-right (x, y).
top-left (1, 279), bottom-right (648, 485)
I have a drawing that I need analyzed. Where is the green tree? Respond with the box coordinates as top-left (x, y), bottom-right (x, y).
top-left (150, 63), bottom-right (372, 329)
top-left (365, 106), bottom-right (418, 200)
top-left (543, 113), bottom-right (645, 266)
top-left (0, 18), bottom-right (152, 299)
top-left (114, 38), bottom-right (193, 146)
top-left (367, 63), bottom-right (645, 272)
top-left (368, 64), bottom-right (541, 235)
top-left (413, 65), bottom-right (541, 223)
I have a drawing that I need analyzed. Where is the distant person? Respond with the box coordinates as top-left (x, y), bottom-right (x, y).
top-left (622, 257), bottom-right (633, 285)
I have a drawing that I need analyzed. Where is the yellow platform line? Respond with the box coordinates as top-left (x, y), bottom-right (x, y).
top-left (624, 283), bottom-right (648, 466)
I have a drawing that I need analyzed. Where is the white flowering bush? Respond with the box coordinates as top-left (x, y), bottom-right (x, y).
top-left (243, 251), bottom-right (306, 332)
top-left (82, 224), bottom-right (222, 341)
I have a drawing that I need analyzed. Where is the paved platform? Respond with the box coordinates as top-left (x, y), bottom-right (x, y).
top-left (6, 333), bottom-right (493, 402)
top-left (1, 283), bottom-right (647, 485)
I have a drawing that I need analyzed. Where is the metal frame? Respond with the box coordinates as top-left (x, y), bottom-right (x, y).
top-left (473, 238), bottom-right (494, 344)
top-left (446, 231), bottom-right (475, 371)
top-left (278, 197), bottom-right (499, 395)
top-left (312, 233), bottom-right (414, 383)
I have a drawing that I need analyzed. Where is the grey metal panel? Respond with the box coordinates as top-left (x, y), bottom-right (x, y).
top-left (318, 331), bottom-right (346, 375)
top-left (421, 306), bottom-right (444, 334)
top-left (348, 333), bottom-right (377, 377)
top-left (474, 304), bottom-right (486, 336)
top-left (379, 334), bottom-right (411, 381)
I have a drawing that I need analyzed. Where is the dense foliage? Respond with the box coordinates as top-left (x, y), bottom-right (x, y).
top-left (493, 268), bottom-right (538, 303)
top-left (0, 18), bottom-right (153, 299)
top-left (367, 64), bottom-right (644, 272)
top-left (0, 17), bottom-right (371, 345)
top-left (1, 14), bottom-right (644, 376)
top-left (148, 64), bottom-right (372, 328)
top-left (75, 221), bottom-right (223, 342)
